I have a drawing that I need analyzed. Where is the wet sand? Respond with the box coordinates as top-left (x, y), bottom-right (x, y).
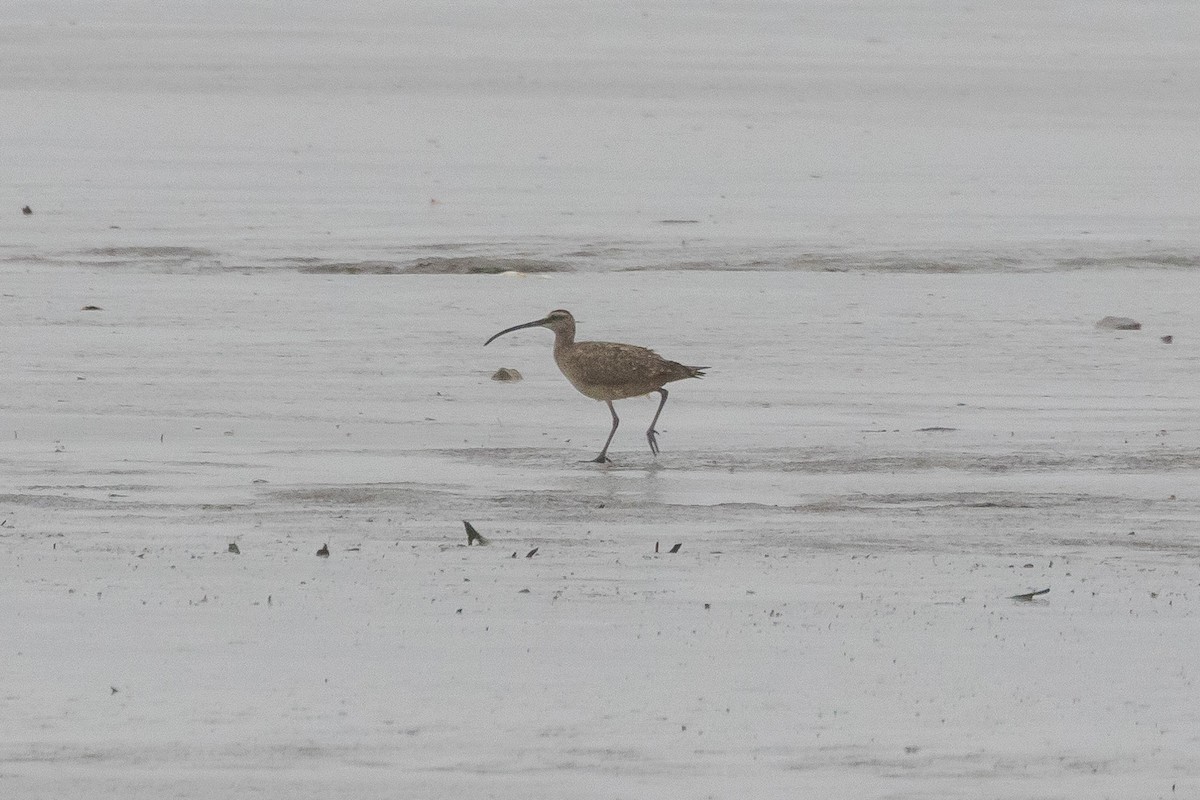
top-left (3, 265), bottom-right (1199, 797)
top-left (5, 0), bottom-right (1200, 794)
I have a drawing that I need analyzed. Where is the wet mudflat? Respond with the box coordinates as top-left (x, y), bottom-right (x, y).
top-left (3, 266), bottom-right (1198, 798)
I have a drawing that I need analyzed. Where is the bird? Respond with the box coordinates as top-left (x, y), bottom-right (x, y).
top-left (485, 309), bottom-right (708, 462)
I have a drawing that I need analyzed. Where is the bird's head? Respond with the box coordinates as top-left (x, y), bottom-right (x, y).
top-left (485, 309), bottom-right (576, 345)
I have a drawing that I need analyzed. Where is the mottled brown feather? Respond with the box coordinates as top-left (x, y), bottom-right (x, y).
top-left (556, 340), bottom-right (704, 401)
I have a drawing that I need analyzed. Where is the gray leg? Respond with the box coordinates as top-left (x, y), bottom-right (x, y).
top-left (646, 389), bottom-right (668, 456)
top-left (592, 401), bottom-right (619, 463)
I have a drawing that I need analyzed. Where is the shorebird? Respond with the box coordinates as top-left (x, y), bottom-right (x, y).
top-left (485, 309), bottom-right (708, 462)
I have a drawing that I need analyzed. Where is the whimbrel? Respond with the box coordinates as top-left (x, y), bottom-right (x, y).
top-left (485, 309), bottom-right (708, 462)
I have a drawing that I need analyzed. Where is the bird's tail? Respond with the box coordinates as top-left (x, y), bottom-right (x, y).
top-left (688, 365), bottom-right (710, 378)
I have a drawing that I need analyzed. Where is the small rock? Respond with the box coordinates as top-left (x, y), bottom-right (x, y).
top-left (81, 305), bottom-right (103, 311)
top-left (491, 367), bottom-right (523, 382)
top-left (228, 543), bottom-right (240, 555)
top-left (316, 543), bottom-right (330, 557)
top-left (21, 205), bottom-right (33, 215)
top-left (1095, 316), bottom-right (1141, 331)
top-left (1161, 335), bottom-right (1174, 344)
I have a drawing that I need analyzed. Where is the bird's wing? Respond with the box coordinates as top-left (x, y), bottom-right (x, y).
top-left (572, 341), bottom-right (685, 386)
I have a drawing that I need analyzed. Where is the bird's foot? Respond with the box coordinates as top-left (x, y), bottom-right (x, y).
top-left (646, 428), bottom-right (660, 456)
top-left (589, 453), bottom-right (613, 464)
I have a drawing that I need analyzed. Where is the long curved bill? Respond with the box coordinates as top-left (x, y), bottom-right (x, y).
top-left (484, 317), bottom-right (548, 346)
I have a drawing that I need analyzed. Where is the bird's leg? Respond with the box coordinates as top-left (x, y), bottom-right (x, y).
top-left (592, 401), bottom-right (619, 463)
top-left (646, 388), bottom-right (669, 456)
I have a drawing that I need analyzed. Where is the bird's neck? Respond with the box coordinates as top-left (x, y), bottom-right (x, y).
top-left (552, 324), bottom-right (576, 352)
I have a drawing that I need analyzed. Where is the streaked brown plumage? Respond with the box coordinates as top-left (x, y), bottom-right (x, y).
top-left (485, 309), bottom-right (708, 462)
